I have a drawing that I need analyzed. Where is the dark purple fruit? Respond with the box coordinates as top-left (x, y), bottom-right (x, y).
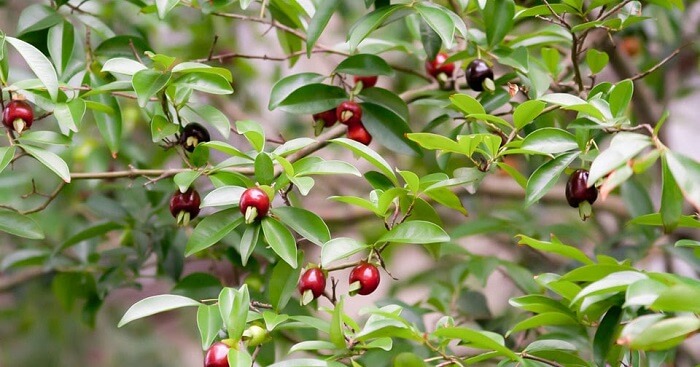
top-left (170, 188), bottom-right (201, 224)
top-left (180, 122), bottom-right (211, 152)
top-left (566, 169), bottom-right (598, 208)
top-left (466, 59), bottom-right (494, 92)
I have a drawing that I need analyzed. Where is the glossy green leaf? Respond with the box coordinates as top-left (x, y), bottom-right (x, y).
top-left (118, 294), bottom-right (200, 327)
top-left (334, 54), bottom-right (393, 76)
top-left (0, 209), bottom-right (45, 240)
top-left (19, 144), bottom-right (70, 182)
top-left (321, 237), bottom-right (369, 267)
top-left (197, 304), bottom-right (222, 350)
top-left (589, 133), bottom-right (651, 183)
top-left (262, 217), bottom-right (298, 268)
top-left (665, 151), bottom-right (700, 213)
top-left (378, 221), bottom-right (449, 244)
top-left (525, 151), bottom-right (579, 207)
top-left (330, 138), bottom-right (397, 185)
top-left (306, 0), bottom-right (340, 57)
top-left (6, 36), bottom-right (59, 101)
top-left (521, 128), bottom-right (578, 154)
top-left (347, 5), bottom-right (413, 51)
top-left (272, 206), bottom-right (330, 246)
top-left (267, 253), bottom-right (303, 311)
top-left (277, 83), bottom-right (347, 114)
top-left (218, 285), bottom-right (249, 341)
top-left (513, 100), bottom-right (546, 129)
top-left (185, 208), bottom-right (243, 255)
top-left (517, 235), bottom-right (594, 265)
top-left (483, 0), bottom-right (515, 47)
top-left (268, 73), bottom-right (325, 110)
top-left (432, 327), bottom-right (518, 360)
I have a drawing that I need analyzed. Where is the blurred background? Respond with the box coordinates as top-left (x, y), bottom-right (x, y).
top-left (1, 0), bottom-right (699, 366)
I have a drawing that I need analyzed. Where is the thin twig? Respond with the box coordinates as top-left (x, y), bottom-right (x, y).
top-left (629, 44), bottom-right (688, 82)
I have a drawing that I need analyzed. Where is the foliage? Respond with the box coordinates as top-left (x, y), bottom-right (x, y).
top-left (0, 0), bottom-right (699, 366)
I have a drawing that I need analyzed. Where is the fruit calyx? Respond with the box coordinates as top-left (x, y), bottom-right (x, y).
top-left (180, 122), bottom-right (211, 152)
top-left (298, 266), bottom-right (327, 304)
top-left (239, 187), bottom-right (271, 224)
top-left (349, 262), bottom-right (380, 296)
top-left (336, 101), bottom-right (362, 126)
top-left (170, 188), bottom-right (201, 226)
top-left (466, 59), bottom-right (494, 92)
top-left (2, 99), bottom-right (34, 134)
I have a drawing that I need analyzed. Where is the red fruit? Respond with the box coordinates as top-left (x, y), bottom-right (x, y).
top-left (204, 342), bottom-right (230, 367)
top-left (336, 101), bottom-right (362, 125)
top-left (353, 75), bottom-right (378, 89)
top-left (239, 187), bottom-right (270, 221)
top-left (425, 52), bottom-right (455, 79)
top-left (313, 108), bottom-right (338, 127)
top-left (298, 267), bottom-right (326, 299)
top-left (349, 263), bottom-right (380, 296)
top-left (620, 36), bottom-right (641, 57)
top-left (565, 169), bottom-right (598, 208)
top-left (169, 188), bottom-right (201, 220)
top-left (347, 123), bottom-right (372, 146)
top-left (2, 100), bottom-right (34, 133)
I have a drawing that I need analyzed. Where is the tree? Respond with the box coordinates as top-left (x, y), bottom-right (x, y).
top-left (0, 0), bottom-right (699, 366)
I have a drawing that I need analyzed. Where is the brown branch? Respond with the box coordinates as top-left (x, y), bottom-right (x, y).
top-left (521, 353), bottom-right (565, 367)
top-left (0, 268), bottom-right (48, 292)
top-left (21, 181), bottom-right (66, 215)
top-left (629, 45), bottom-right (688, 82)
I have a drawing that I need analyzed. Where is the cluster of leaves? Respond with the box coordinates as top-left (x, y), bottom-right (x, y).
top-left (1, 0), bottom-right (699, 366)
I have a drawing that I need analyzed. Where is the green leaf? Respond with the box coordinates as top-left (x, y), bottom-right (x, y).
top-left (267, 253), bottom-right (303, 311)
top-left (261, 217), bottom-right (298, 268)
top-left (272, 206), bottom-right (330, 246)
top-left (218, 285), bottom-right (249, 341)
top-left (89, 74), bottom-right (122, 155)
top-left (451, 94), bottom-right (485, 115)
top-left (432, 327), bottom-right (519, 360)
top-left (197, 304), bottom-right (223, 350)
top-left (174, 72), bottom-right (233, 95)
top-left (268, 73), bottom-right (325, 110)
top-left (236, 120), bottom-right (265, 152)
top-left (289, 341), bottom-right (337, 353)
top-left (419, 17), bottom-right (441, 61)
top-left (330, 138), bottom-right (397, 185)
top-left (202, 141), bottom-right (252, 160)
top-left (589, 133), bottom-right (651, 183)
top-left (330, 297), bottom-right (346, 348)
top-left (277, 83), bottom-right (347, 114)
top-left (239, 224), bottom-right (260, 266)
top-left (201, 186), bottom-right (246, 207)
top-left (262, 311), bottom-right (289, 331)
top-left (609, 79), bottom-right (633, 117)
top-left (19, 144), bottom-right (70, 182)
top-left (102, 57), bottom-right (147, 76)
top-left (321, 237), bottom-right (369, 267)
top-left (651, 284), bottom-right (700, 313)
top-left (625, 316), bottom-right (700, 351)
top-left (118, 294), bottom-right (200, 327)
top-left (513, 100), bottom-right (546, 129)
top-left (0, 209), bottom-right (45, 239)
top-left (593, 305), bottom-right (622, 367)
top-left (53, 99), bottom-right (85, 134)
top-left (521, 128), bottom-right (578, 154)
top-left (378, 221), bottom-right (449, 244)
top-left (665, 151), bottom-right (700, 213)
top-left (660, 157), bottom-right (683, 233)
top-left (47, 21), bottom-right (74, 74)
top-left (17, 5), bottom-right (62, 36)
top-left (517, 235), bottom-right (594, 265)
top-left (185, 104), bottom-right (231, 139)
top-left (6, 36), bottom-right (59, 101)
top-left (228, 348), bottom-right (252, 367)
top-left (334, 54), bottom-right (393, 76)
top-left (507, 312), bottom-right (578, 335)
top-left (525, 151), bottom-right (579, 207)
top-left (360, 102), bottom-right (420, 156)
top-left (150, 114), bottom-right (179, 142)
top-left (155, 0), bottom-right (179, 19)
top-left (0, 249), bottom-right (48, 270)
top-left (171, 62), bottom-right (232, 82)
top-left (571, 271), bottom-right (647, 305)
top-left (414, 3), bottom-right (456, 49)
top-left (132, 69), bottom-right (171, 107)
top-left (272, 138), bottom-right (315, 157)
top-left (482, 0), bottom-right (515, 47)
top-left (347, 5), bottom-right (413, 51)
top-left (306, 0), bottom-right (340, 57)
top-left (255, 152), bottom-right (275, 185)
top-left (57, 221), bottom-right (122, 252)
top-left (586, 49), bottom-right (609, 74)
top-left (0, 146), bottom-right (16, 174)
top-left (185, 208), bottom-right (243, 256)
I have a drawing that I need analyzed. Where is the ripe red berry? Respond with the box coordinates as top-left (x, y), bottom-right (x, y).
top-left (425, 52), bottom-right (455, 79)
top-left (2, 100), bottom-right (34, 133)
top-left (347, 123), bottom-right (372, 146)
top-left (313, 108), bottom-right (338, 128)
top-left (565, 169), bottom-right (598, 208)
top-left (298, 267), bottom-right (326, 299)
top-left (180, 122), bottom-right (211, 152)
top-left (336, 101), bottom-right (362, 126)
top-left (239, 187), bottom-right (270, 222)
top-left (204, 342), bottom-right (230, 367)
top-left (170, 188), bottom-right (201, 224)
top-left (349, 263), bottom-right (380, 296)
top-left (466, 59), bottom-right (494, 92)
top-left (353, 75), bottom-right (378, 89)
